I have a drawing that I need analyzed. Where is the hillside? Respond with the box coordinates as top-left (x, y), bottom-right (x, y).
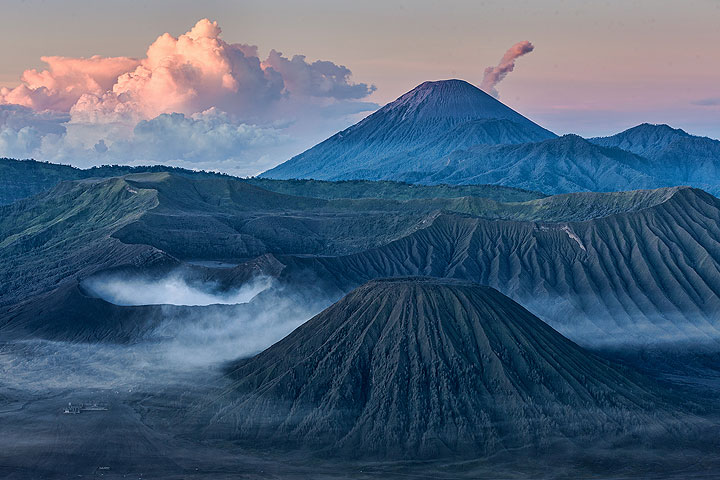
top-left (0, 172), bottom-right (549, 339)
top-left (0, 157), bottom-right (547, 206)
top-left (3, 173), bottom-right (720, 348)
top-left (245, 177), bottom-right (546, 202)
top-left (0, 176), bottom-right (163, 305)
top-left (0, 158), bottom-right (234, 205)
top-left (0, 158), bottom-right (82, 205)
top-left (394, 134), bottom-right (667, 194)
top-left (590, 124), bottom-right (720, 194)
top-left (274, 187), bottom-right (720, 346)
top-left (212, 278), bottom-right (664, 457)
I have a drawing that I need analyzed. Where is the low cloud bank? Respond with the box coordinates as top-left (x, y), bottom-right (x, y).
top-left (155, 287), bottom-right (328, 368)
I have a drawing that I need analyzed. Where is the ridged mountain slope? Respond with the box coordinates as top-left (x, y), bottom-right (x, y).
top-left (212, 278), bottom-right (663, 457)
top-left (391, 134), bottom-right (666, 194)
top-left (275, 187), bottom-right (720, 346)
top-left (0, 173), bottom-right (548, 340)
top-left (261, 79), bottom-right (556, 180)
top-left (0, 157), bottom-right (233, 206)
top-left (590, 124), bottom-right (720, 194)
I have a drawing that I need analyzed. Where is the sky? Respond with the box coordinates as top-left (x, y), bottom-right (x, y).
top-left (1, 0), bottom-right (718, 175)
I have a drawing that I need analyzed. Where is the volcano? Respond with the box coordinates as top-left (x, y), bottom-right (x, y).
top-left (261, 79), bottom-right (556, 181)
top-left (214, 278), bottom-right (662, 457)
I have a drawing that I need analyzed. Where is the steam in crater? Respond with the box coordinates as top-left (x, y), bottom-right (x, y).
top-left (83, 272), bottom-right (272, 306)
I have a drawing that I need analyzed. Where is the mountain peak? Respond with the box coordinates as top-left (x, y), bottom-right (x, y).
top-left (400, 79), bottom-right (485, 99)
top-left (591, 123), bottom-right (692, 145)
top-left (413, 78), bottom-right (477, 92)
top-left (380, 79), bottom-right (529, 122)
top-left (557, 133), bottom-right (589, 143)
top-left (261, 79), bottom-right (555, 181)
top-left (589, 122), bottom-right (704, 163)
top-left (625, 123), bottom-right (690, 138)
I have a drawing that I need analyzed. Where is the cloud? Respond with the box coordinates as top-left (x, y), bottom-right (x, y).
top-left (480, 41), bottom-right (535, 98)
top-left (0, 105), bottom-right (68, 159)
top-left (106, 109), bottom-right (289, 172)
top-left (262, 50), bottom-right (376, 99)
top-left (77, 270), bottom-right (332, 369)
top-left (0, 56), bottom-right (140, 112)
top-left (12, 107), bottom-right (289, 174)
top-left (83, 271), bottom-right (272, 307)
top-left (0, 104), bottom-right (68, 135)
top-left (0, 19), bottom-right (376, 173)
top-left (1, 18), bottom-right (374, 124)
top-left (81, 19), bottom-right (284, 123)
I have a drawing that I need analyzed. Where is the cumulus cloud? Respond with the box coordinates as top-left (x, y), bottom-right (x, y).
top-left (106, 109), bottom-right (289, 172)
top-left (8, 107), bottom-right (289, 173)
top-left (0, 104), bottom-right (68, 135)
top-left (0, 56), bottom-right (140, 112)
top-left (481, 41), bottom-right (535, 98)
top-left (0, 19), bottom-right (377, 174)
top-left (263, 50), bottom-right (376, 99)
top-left (0, 105), bottom-right (68, 159)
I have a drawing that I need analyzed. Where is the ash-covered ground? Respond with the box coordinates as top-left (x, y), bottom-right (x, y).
top-left (2, 307), bottom-right (720, 478)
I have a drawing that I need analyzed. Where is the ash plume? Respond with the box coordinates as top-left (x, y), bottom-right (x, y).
top-left (481, 41), bottom-right (535, 98)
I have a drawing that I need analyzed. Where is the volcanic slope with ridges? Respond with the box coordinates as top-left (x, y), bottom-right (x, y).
top-left (275, 187), bottom-right (720, 346)
top-left (212, 278), bottom-right (668, 457)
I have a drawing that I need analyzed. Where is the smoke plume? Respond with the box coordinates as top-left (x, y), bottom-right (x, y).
top-left (481, 41), bottom-right (535, 98)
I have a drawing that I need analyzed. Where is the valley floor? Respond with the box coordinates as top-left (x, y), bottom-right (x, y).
top-left (1, 340), bottom-right (720, 479)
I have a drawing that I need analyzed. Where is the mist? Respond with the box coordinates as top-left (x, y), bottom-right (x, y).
top-left (83, 272), bottom-right (273, 306)
top-left (152, 286), bottom-right (331, 368)
top-left (1, 272), bottom-right (334, 400)
top-left (518, 293), bottom-right (720, 350)
top-left (81, 270), bottom-right (332, 366)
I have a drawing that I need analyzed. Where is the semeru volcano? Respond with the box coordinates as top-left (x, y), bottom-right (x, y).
top-left (213, 277), bottom-right (665, 457)
top-left (261, 79), bottom-right (556, 181)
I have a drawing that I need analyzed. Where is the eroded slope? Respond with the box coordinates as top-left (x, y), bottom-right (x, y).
top-left (211, 278), bottom-right (666, 457)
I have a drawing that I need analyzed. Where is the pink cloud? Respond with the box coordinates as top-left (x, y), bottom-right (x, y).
top-left (262, 50), bottom-right (375, 99)
top-left (73, 19), bottom-right (284, 122)
top-left (0, 18), bottom-right (374, 124)
top-left (0, 19), bottom-right (376, 174)
top-left (0, 55), bottom-right (140, 111)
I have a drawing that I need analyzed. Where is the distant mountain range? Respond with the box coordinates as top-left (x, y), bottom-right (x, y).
top-left (589, 123), bottom-right (720, 192)
top-left (262, 79), bottom-right (720, 195)
top-left (3, 81), bottom-right (718, 202)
